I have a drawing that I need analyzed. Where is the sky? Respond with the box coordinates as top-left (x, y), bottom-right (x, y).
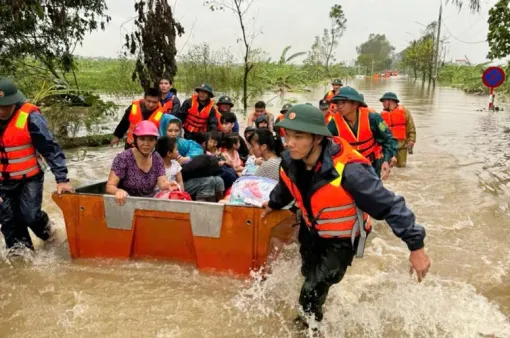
top-left (76, 0), bottom-right (499, 65)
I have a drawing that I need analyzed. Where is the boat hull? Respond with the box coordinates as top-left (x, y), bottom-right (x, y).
top-left (52, 182), bottom-right (297, 277)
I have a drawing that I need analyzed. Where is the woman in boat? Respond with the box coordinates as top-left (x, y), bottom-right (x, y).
top-left (158, 114), bottom-right (204, 163)
top-left (106, 121), bottom-right (178, 206)
top-left (159, 116), bottom-right (227, 201)
top-left (248, 128), bottom-right (283, 181)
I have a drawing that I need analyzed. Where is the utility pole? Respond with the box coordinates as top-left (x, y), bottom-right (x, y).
top-left (433, 2), bottom-right (443, 85)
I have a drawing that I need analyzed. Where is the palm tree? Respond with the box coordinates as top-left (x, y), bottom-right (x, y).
top-left (278, 46), bottom-right (306, 65)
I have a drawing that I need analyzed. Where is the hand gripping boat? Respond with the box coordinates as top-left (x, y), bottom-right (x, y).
top-left (52, 181), bottom-right (297, 277)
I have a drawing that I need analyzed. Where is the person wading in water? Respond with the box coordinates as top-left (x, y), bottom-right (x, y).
top-left (262, 104), bottom-right (430, 334)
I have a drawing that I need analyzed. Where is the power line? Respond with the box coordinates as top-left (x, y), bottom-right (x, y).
top-left (441, 20), bottom-right (487, 44)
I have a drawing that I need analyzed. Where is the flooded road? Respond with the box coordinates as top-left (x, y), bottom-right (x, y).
top-left (1, 77), bottom-right (509, 337)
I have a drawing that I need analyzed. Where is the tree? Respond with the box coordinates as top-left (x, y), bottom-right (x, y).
top-left (487, 0), bottom-right (510, 59)
top-left (355, 34), bottom-right (395, 74)
top-left (278, 46), bottom-right (306, 65)
top-left (449, 0), bottom-right (510, 59)
top-left (205, 0), bottom-right (258, 114)
top-left (125, 0), bottom-right (184, 90)
top-left (304, 5), bottom-right (347, 77)
top-left (400, 22), bottom-right (439, 82)
top-left (0, 0), bottom-right (111, 85)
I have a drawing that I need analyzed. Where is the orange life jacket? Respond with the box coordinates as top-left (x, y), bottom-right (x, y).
top-left (276, 114), bottom-right (285, 137)
top-left (0, 103), bottom-right (42, 181)
top-left (381, 105), bottom-right (407, 141)
top-left (126, 100), bottom-right (164, 145)
top-left (183, 94), bottom-right (214, 134)
top-left (324, 111), bottom-right (333, 124)
top-left (161, 96), bottom-right (174, 113)
top-left (279, 137), bottom-right (371, 254)
top-left (333, 107), bottom-right (383, 163)
top-left (326, 90), bottom-right (336, 102)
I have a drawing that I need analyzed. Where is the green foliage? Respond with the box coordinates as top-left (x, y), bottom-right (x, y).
top-left (437, 62), bottom-right (510, 94)
top-left (125, 0), bottom-right (184, 90)
top-left (449, 0), bottom-right (510, 60)
top-left (176, 44), bottom-right (243, 99)
top-left (279, 46), bottom-right (306, 65)
top-left (399, 22), bottom-right (438, 81)
top-left (0, 0), bottom-right (110, 82)
top-left (356, 34), bottom-right (395, 74)
top-left (31, 82), bottom-right (116, 138)
top-left (487, 0), bottom-right (510, 59)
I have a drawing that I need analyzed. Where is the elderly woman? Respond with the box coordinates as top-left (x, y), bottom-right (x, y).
top-left (106, 121), bottom-right (178, 205)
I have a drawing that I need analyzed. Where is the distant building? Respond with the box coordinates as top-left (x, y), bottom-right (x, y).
top-left (454, 59), bottom-right (469, 66)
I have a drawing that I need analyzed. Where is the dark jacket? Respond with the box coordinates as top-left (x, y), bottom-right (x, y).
top-left (176, 98), bottom-right (218, 134)
top-left (0, 102), bottom-right (68, 183)
top-left (268, 138), bottom-right (425, 251)
top-left (181, 155), bottom-right (221, 180)
top-left (160, 93), bottom-right (181, 115)
top-left (113, 101), bottom-right (160, 139)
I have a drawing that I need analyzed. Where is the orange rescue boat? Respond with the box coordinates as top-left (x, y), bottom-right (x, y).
top-left (52, 181), bottom-right (297, 278)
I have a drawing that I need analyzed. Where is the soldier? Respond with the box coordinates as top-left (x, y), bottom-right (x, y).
top-left (379, 92), bottom-right (416, 167)
top-left (262, 104), bottom-right (430, 332)
top-left (0, 78), bottom-right (74, 254)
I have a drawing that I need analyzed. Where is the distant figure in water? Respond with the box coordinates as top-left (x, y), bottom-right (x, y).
top-left (379, 92), bottom-right (417, 168)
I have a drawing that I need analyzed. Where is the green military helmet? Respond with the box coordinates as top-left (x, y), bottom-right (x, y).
top-left (379, 92), bottom-right (400, 103)
top-left (330, 86), bottom-right (364, 104)
top-left (359, 93), bottom-right (368, 108)
top-left (217, 95), bottom-right (234, 107)
top-left (275, 104), bottom-right (332, 137)
top-left (195, 83), bottom-right (214, 98)
top-left (0, 78), bottom-right (25, 106)
top-left (331, 79), bottom-right (343, 85)
top-left (280, 103), bottom-right (293, 113)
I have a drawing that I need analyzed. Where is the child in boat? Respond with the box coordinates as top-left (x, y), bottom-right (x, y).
top-left (155, 136), bottom-right (185, 191)
top-left (220, 112), bottom-right (249, 162)
top-left (221, 133), bottom-right (244, 176)
top-left (248, 128), bottom-right (283, 181)
top-left (255, 115), bottom-right (269, 129)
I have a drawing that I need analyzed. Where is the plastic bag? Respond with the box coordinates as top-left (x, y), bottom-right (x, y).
top-left (154, 188), bottom-right (192, 201)
top-left (241, 155), bottom-right (258, 176)
top-left (228, 176), bottom-right (278, 206)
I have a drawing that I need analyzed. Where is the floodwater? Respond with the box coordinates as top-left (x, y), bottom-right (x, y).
top-left (1, 77), bottom-right (510, 337)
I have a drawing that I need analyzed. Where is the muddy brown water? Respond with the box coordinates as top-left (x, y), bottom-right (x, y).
top-left (1, 77), bottom-right (509, 337)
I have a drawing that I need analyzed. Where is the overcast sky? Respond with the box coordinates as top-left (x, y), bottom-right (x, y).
top-left (76, 0), bottom-right (499, 65)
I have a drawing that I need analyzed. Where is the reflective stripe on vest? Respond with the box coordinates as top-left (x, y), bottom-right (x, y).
top-left (279, 137), bottom-right (371, 258)
top-left (0, 103), bottom-right (42, 180)
top-left (183, 94), bottom-right (214, 134)
top-left (333, 107), bottom-right (383, 163)
top-left (126, 100), bottom-right (164, 145)
top-left (381, 105), bottom-right (407, 141)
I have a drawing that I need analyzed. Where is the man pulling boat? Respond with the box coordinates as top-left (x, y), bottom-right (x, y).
top-left (262, 104), bottom-right (430, 332)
